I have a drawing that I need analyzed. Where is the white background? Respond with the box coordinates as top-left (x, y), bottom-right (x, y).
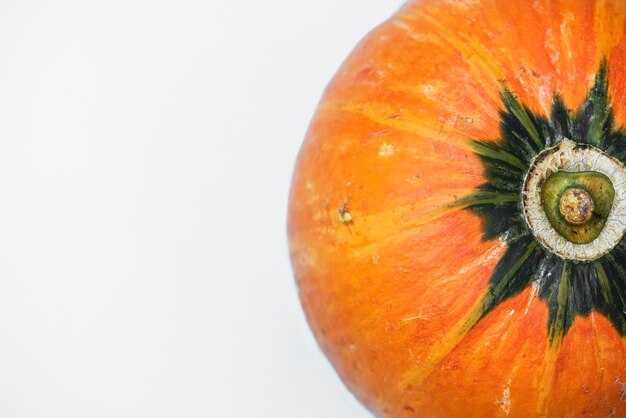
top-left (0, 1), bottom-right (403, 417)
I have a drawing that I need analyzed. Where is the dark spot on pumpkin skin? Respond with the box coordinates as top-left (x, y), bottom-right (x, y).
top-left (338, 197), bottom-right (353, 224)
top-left (403, 405), bottom-right (415, 413)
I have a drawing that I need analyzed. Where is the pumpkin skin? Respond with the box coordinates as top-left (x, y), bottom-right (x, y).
top-left (287, 1), bottom-right (626, 417)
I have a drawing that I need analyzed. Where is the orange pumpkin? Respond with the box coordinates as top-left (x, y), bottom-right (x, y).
top-left (288, 1), bottom-right (626, 417)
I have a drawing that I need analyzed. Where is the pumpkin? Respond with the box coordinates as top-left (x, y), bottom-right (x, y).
top-left (287, 0), bottom-right (626, 417)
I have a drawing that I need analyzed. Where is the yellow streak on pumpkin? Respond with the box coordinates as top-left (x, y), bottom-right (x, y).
top-left (324, 198), bottom-right (466, 253)
top-left (387, 21), bottom-right (501, 129)
top-left (399, 287), bottom-right (490, 388)
top-left (594, 0), bottom-right (626, 61)
top-left (400, 240), bottom-right (534, 390)
top-left (399, 12), bottom-right (504, 108)
top-left (319, 101), bottom-right (476, 145)
top-left (537, 261), bottom-right (570, 415)
top-left (536, 340), bottom-right (561, 416)
top-left (296, 194), bottom-right (477, 263)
